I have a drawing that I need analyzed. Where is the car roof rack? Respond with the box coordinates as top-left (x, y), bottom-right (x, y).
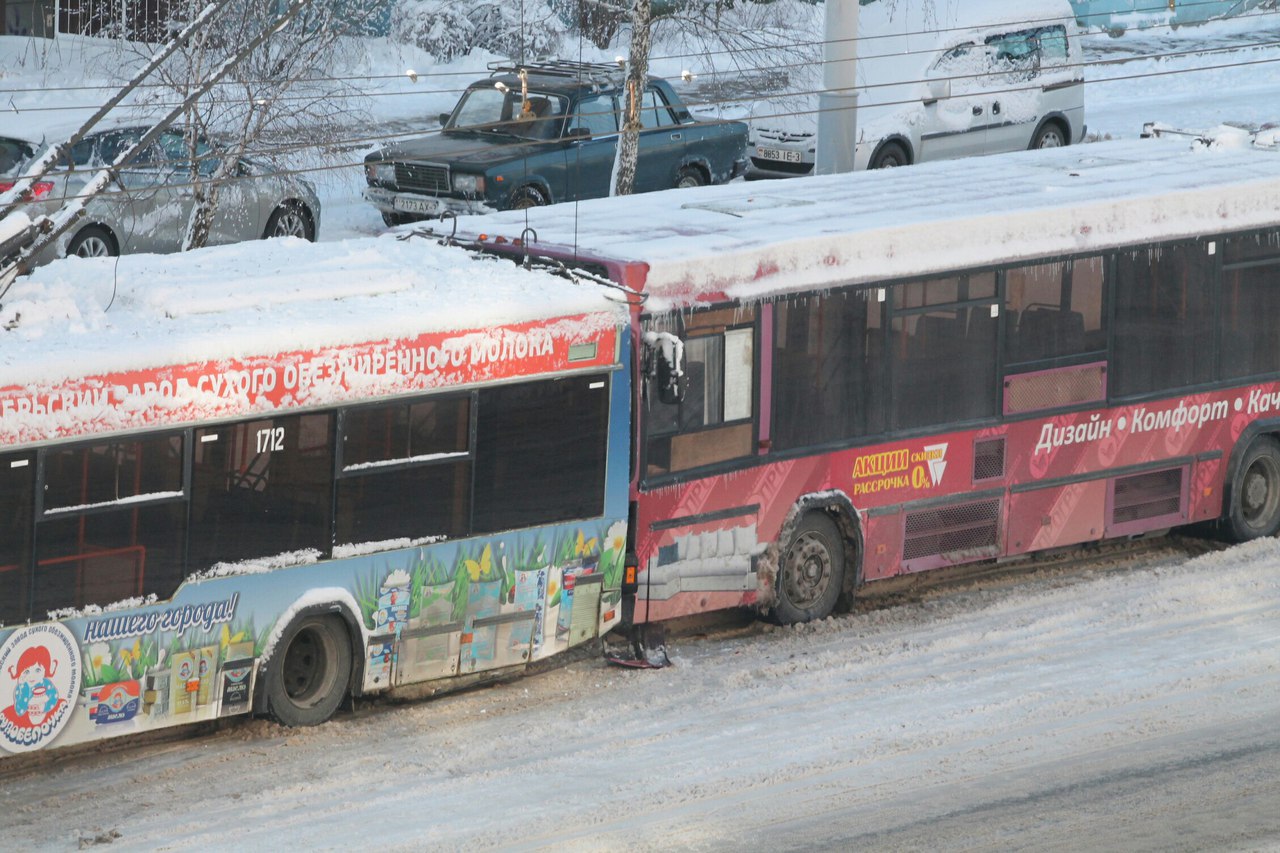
top-left (486, 60), bottom-right (626, 87)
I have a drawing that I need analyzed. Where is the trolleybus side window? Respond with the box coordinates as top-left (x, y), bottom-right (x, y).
top-left (35, 434), bottom-right (186, 618)
top-left (1004, 256), bottom-right (1107, 367)
top-left (890, 272), bottom-right (998, 431)
top-left (189, 413), bottom-right (334, 572)
top-left (0, 452), bottom-right (35, 626)
top-left (773, 288), bottom-right (887, 450)
top-left (1112, 241), bottom-right (1215, 398)
top-left (1220, 229), bottom-right (1280, 382)
top-left (336, 395), bottom-right (472, 547)
top-left (473, 375), bottom-right (610, 532)
top-left (645, 307), bottom-right (756, 476)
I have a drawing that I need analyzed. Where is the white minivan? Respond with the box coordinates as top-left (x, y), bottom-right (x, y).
top-left (748, 0), bottom-right (1086, 177)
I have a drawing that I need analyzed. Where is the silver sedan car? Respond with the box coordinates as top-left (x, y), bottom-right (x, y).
top-left (1, 126), bottom-right (319, 263)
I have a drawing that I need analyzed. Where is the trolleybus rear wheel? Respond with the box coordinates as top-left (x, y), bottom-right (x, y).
top-left (1227, 435), bottom-right (1280, 541)
top-left (265, 614), bottom-right (352, 727)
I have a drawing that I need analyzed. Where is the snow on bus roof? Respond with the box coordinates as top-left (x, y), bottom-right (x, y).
top-left (448, 137), bottom-right (1280, 311)
top-left (0, 233), bottom-right (624, 390)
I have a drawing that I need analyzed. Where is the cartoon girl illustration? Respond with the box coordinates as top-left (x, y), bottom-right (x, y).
top-left (3, 645), bottom-right (64, 729)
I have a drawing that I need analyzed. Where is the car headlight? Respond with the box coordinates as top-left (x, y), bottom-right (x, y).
top-left (452, 173), bottom-right (484, 194)
top-left (365, 161), bottom-right (396, 187)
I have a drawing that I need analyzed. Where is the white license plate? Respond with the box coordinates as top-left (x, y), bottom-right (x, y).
top-left (756, 146), bottom-right (802, 163)
top-left (393, 196), bottom-right (439, 214)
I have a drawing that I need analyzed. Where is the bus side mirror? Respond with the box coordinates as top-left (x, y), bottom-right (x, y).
top-left (645, 332), bottom-right (687, 405)
top-left (438, 113), bottom-right (451, 127)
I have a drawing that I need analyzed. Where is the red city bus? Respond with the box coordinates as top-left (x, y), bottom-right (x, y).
top-left (458, 135), bottom-right (1280, 642)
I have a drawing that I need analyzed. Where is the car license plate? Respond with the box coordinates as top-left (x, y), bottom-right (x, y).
top-left (394, 196), bottom-right (439, 214)
top-left (756, 146), bottom-right (802, 163)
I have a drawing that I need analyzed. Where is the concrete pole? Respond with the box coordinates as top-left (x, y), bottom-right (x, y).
top-left (814, 0), bottom-right (860, 175)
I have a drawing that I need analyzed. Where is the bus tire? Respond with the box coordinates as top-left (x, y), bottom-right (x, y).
top-left (1226, 435), bottom-right (1280, 541)
top-left (264, 614), bottom-right (352, 727)
top-left (775, 513), bottom-right (845, 624)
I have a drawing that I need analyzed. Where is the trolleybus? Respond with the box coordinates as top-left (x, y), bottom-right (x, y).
top-left (457, 133), bottom-right (1280, 639)
top-left (0, 236), bottom-right (631, 755)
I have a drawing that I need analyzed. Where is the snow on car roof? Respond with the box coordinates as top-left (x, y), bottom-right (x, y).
top-left (0, 234), bottom-right (625, 393)
top-left (860, 0), bottom-right (1076, 37)
top-left (449, 136), bottom-right (1280, 311)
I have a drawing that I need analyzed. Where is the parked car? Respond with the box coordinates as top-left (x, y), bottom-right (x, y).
top-left (363, 60), bottom-right (749, 224)
top-left (0, 126), bottom-right (319, 263)
top-left (747, 0), bottom-right (1086, 178)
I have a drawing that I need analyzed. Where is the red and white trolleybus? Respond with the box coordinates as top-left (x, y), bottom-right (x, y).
top-left (460, 134), bottom-right (1280, 636)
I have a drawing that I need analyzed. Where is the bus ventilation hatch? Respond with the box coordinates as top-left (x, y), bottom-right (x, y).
top-left (973, 437), bottom-right (1006, 482)
top-left (1111, 468), bottom-right (1184, 526)
top-left (902, 498), bottom-right (1001, 566)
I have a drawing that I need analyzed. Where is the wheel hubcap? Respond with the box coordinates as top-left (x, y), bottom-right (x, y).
top-left (784, 533), bottom-right (832, 608)
top-left (76, 237), bottom-right (110, 258)
top-left (1242, 458), bottom-right (1279, 525)
top-left (274, 211), bottom-right (306, 238)
top-left (282, 627), bottom-right (332, 704)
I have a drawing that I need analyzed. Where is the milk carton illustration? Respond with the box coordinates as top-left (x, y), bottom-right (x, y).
top-left (374, 569), bottom-right (412, 636)
top-left (170, 652), bottom-right (198, 715)
top-left (196, 646), bottom-right (218, 707)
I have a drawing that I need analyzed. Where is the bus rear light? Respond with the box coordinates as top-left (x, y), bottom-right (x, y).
top-left (603, 609), bottom-right (616, 622)
top-left (0, 180), bottom-right (54, 201)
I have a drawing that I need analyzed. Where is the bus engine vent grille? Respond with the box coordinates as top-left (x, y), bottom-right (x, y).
top-left (902, 498), bottom-right (1001, 563)
top-left (973, 437), bottom-right (1005, 482)
top-left (1111, 467), bottom-right (1184, 525)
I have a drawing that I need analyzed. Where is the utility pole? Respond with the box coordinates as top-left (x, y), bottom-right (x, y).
top-left (814, 0), bottom-right (860, 175)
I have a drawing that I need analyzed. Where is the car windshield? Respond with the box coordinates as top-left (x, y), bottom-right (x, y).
top-left (447, 87), bottom-right (569, 141)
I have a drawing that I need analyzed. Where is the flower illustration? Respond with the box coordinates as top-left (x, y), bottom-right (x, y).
top-left (87, 642), bottom-right (111, 681)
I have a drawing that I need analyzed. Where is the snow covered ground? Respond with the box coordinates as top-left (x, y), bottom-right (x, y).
top-left (4, 537), bottom-right (1279, 849)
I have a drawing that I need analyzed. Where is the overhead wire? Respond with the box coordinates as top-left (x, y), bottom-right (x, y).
top-left (2, 15), bottom-right (1279, 217)
top-left (2, 2), bottom-right (1277, 99)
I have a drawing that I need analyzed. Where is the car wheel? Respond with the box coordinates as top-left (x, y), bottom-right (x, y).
top-left (675, 166), bottom-right (706, 189)
top-left (264, 202), bottom-right (315, 241)
top-left (869, 142), bottom-right (909, 169)
top-left (1031, 122), bottom-right (1068, 149)
top-left (66, 225), bottom-right (117, 259)
top-left (509, 186), bottom-right (547, 210)
top-left (381, 212), bottom-right (417, 227)
top-left (774, 513), bottom-right (846, 624)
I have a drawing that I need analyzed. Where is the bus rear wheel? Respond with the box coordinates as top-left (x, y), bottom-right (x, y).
top-left (775, 513), bottom-right (845, 624)
top-left (265, 614), bottom-right (352, 727)
top-left (1226, 436), bottom-right (1280, 541)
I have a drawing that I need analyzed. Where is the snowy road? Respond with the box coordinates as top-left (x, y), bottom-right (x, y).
top-left (6, 537), bottom-right (1280, 850)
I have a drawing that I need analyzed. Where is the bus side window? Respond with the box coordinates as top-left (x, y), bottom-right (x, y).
top-left (34, 435), bottom-right (185, 617)
top-left (0, 452), bottom-right (35, 626)
top-left (1004, 257), bottom-right (1106, 367)
top-left (1220, 230), bottom-right (1280, 382)
top-left (473, 375), bottom-right (609, 532)
top-left (645, 308), bottom-right (755, 477)
top-left (335, 396), bottom-right (472, 547)
top-left (189, 413), bottom-right (334, 571)
top-left (1112, 241), bottom-right (1214, 397)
